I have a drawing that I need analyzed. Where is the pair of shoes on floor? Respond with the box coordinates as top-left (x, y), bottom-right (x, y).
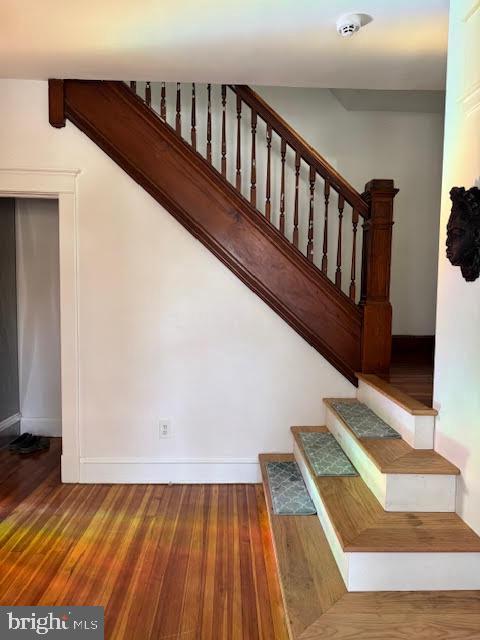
top-left (8, 433), bottom-right (50, 454)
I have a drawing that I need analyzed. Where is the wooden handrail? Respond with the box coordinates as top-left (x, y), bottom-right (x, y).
top-left (229, 85), bottom-right (369, 217)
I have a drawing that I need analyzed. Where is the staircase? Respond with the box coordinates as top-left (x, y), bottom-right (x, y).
top-left (46, 79), bottom-right (480, 636)
top-left (48, 79), bottom-right (398, 384)
top-left (260, 374), bottom-right (480, 638)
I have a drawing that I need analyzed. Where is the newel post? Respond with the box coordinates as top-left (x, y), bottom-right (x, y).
top-left (360, 179), bottom-right (398, 373)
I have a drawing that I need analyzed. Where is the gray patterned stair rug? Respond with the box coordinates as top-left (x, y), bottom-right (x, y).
top-left (266, 461), bottom-right (317, 515)
top-left (330, 400), bottom-right (401, 439)
top-left (299, 431), bottom-right (358, 476)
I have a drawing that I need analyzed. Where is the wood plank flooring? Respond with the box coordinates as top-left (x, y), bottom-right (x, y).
top-left (0, 440), bottom-right (289, 640)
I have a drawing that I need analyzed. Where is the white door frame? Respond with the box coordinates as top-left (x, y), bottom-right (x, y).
top-left (0, 168), bottom-right (81, 482)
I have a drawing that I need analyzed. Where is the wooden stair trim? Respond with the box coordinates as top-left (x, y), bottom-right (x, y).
top-left (356, 372), bottom-right (438, 415)
top-left (230, 85), bottom-right (369, 217)
top-left (59, 79), bottom-right (363, 383)
top-left (292, 430), bottom-right (480, 553)
top-left (259, 453), bottom-right (347, 638)
top-left (322, 400), bottom-right (459, 475)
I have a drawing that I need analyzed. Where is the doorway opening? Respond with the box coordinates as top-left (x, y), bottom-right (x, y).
top-left (0, 197), bottom-right (61, 451)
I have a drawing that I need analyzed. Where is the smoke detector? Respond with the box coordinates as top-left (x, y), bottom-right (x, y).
top-left (336, 14), bottom-right (362, 38)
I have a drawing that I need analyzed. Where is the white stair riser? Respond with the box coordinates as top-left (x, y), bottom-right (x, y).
top-left (348, 552), bottom-right (480, 591)
top-left (294, 442), bottom-right (480, 591)
top-left (326, 407), bottom-right (456, 512)
top-left (357, 380), bottom-right (434, 449)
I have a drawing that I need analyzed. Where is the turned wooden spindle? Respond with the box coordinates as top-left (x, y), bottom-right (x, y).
top-left (307, 166), bottom-right (316, 261)
top-left (322, 180), bottom-right (330, 274)
top-left (349, 208), bottom-right (359, 301)
top-left (293, 152), bottom-right (300, 248)
top-left (221, 85), bottom-right (227, 178)
top-left (250, 110), bottom-right (257, 207)
top-left (206, 84), bottom-right (212, 164)
top-left (175, 83), bottom-right (181, 135)
top-left (279, 139), bottom-right (287, 235)
top-left (130, 81), bottom-right (137, 92)
top-left (160, 82), bottom-right (166, 121)
top-left (145, 81), bottom-right (152, 107)
top-left (191, 83), bottom-right (197, 151)
top-left (236, 95), bottom-right (242, 191)
top-left (335, 194), bottom-right (345, 289)
top-left (265, 124), bottom-right (272, 222)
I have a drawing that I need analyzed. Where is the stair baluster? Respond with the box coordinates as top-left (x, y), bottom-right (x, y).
top-left (336, 194), bottom-right (344, 289)
top-left (293, 152), bottom-right (300, 248)
top-left (279, 139), bottom-right (286, 235)
top-left (160, 83), bottom-right (166, 121)
top-left (236, 95), bottom-right (242, 191)
top-left (145, 82), bottom-right (151, 107)
top-left (307, 166), bottom-right (315, 262)
top-left (175, 83), bottom-right (181, 136)
top-left (350, 208), bottom-right (358, 301)
top-left (322, 180), bottom-right (330, 273)
top-left (250, 110), bottom-right (257, 207)
top-left (221, 85), bottom-right (227, 178)
top-left (191, 84), bottom-right (197, 151)
top-left (265, 124), bottom-right (272, 222)
top-left (206, 84), bottom-right (212, 164)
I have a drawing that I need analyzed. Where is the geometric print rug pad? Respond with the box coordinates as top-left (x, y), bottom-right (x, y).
top-left (299, 431), bottom-right (358, 476)
top-left (330, 400), bottom-right (401, 439)
top-left (266, 461), bottom-right (317, 515)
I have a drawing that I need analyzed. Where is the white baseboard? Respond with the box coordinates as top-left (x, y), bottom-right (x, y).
top-left (21, 417), bottom-right (62, 437)
top-left (79, 457), bottom-right (261, 483)
top-left (0, 413), bottom-right (21, 432)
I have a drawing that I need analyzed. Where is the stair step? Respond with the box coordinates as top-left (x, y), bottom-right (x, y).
top-left (260, 453), bottom-right (480, 637)
top-left (292, 432), bottom-right (480, 590)
top-left (356, 373), bottom-right (436, 448)
top-left (259, 453), bottom-right (346, 638)
top-left (266, 459), bottom-right (316, 515)
top-left (323, 400), bottom-right (458, 512)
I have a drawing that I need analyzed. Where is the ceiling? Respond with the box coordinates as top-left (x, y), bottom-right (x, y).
top-left (0, 0), bottom-right (449, 89)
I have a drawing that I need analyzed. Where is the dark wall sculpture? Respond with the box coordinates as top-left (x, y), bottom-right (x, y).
top-left (446, 186), bottom-right (480, 282)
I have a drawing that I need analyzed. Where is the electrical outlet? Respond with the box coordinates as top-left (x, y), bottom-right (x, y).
top-left (159, 420), bottom-right (172, 439)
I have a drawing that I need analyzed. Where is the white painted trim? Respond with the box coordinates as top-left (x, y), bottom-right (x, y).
top-left (325, 405), bottom-right (456, 512)
top-left (20, 417), bottom-right (62, 437)
top-left (79, 457), bottom-right (260, 484)
top-left (0, 413), bottom-right (21, 432)
top-left (357, 379), bottom-right (434, 448)
top-left (0, 168), bottom-right (81, 482)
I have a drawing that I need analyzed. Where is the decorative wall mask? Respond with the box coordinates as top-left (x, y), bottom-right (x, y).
top-left (446, 186), bottom-right (480, 282)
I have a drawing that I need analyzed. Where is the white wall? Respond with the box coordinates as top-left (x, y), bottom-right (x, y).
top-left (434, 0), bottom-right (480, 535)
top-left (16, 198), bottom-right (61, 436)
top-left (0, 79), bottom-right (356, 482)
top-left (147, 82), bottom-right (444, 335)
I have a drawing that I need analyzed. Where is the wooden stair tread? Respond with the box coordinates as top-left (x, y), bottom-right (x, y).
top-left (323, 400), bottom-right (458, 475)
top-left (292, 431), bottom-right (480, 553)
top-left (299, 591), bottom-right (480, 640)
top-left (356, 373), bottom-right (437, 415)
top-left (259, 453), bottom-right (346, 638)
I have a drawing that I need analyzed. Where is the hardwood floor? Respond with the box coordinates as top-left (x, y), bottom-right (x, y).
top-left (380, 347), bottom-right (434, 407)
top-left (0, 440), bottom-right (289, 640)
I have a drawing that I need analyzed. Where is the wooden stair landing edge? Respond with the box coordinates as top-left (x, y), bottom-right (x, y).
top-left (260, 453), bottom-right (480, 640)
top-left (291, 428), bottom-right (480, 553)
top-left (322, 400), bottom-right (459, 475)
top-left (356, 373), bottom-right (437, 415)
